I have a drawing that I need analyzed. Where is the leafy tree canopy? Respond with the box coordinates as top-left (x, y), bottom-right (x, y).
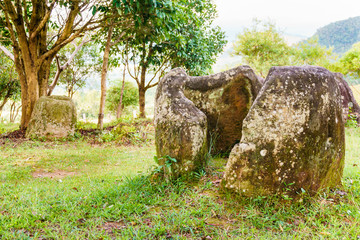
top-left (120, 0), bottom-right (226, 76)
top-left (232, 20), bottom-right (292, 77)
top-left (0, 50), bottom-right (21, 111)
top-left (116, 0), bottom-right (226, 117)
top-left (232, 20), bottom-right (336, 78)
top-left (56, 40), bottom-right (99, 98)
top-left (293, 37), bottom-right (335, 68)
top-left (106, 81), bottom-right (138, 114)
top-left (334, 42), bottom-right (360, 78)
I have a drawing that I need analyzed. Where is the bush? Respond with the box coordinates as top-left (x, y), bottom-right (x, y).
top-left (106, 81), bottom-right (138, 116)
top-left (99, 120), bottom-right (153, 144)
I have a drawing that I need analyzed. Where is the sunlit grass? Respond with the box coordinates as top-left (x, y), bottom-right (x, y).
top-left (0, 122), bottom-right (19, 134)
top-left (0, 127), bottom-right (359, 239)
top-left (0, 141), bottom-right (155, 181)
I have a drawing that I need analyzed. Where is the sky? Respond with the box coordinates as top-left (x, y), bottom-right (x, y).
top-left (213, 0), bottom-right (360, 42)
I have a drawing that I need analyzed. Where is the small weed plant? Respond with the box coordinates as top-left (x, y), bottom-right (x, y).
top-left (153, 155), bottom-right (178, 180)
top-left (345, 107), bottom-right (359, 128)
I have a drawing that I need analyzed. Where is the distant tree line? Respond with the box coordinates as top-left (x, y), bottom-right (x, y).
top-left (232, 19), bottom-right (360, 83)
top-left (314, 16), bottom-right (360, 54)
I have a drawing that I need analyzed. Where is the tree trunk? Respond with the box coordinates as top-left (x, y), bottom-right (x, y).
top-left (10, 101), bottom-right (15, 122)
top-left (98, 26), bottom-right (114, 130)
top-left (0, 97), bottom-right (9, 113)
top-left (19, 74), bottom-right (29, 129)
top-left (25, 71), bottom-right (40, 126)
top-left (116, 66), bottom-right (126, 119)
top-left (0, 81), bottom-right (15, 113)
top-left (2, 0), bottom-right (92, 129)
top-left (139, 87), bottom-right (146, 118)
top-left (9, 101), bottom-right (21, 123)
top-left (138, 66), bottom-right (147, 118)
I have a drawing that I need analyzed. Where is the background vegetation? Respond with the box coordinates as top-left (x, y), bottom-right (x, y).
top-left (314, 16), bottom-right (360, 54)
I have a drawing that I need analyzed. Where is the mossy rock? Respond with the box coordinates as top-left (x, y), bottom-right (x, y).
top-left (184, 65), bottom-right (262, 154)
top-left (26, 95), bottom-right (77, 138)
top-left (155, 68), bottom-right (208, 178)
top-left (223, 66), bottom-right (345, 197)
top-left (154, 66), bottom-right (262, 178)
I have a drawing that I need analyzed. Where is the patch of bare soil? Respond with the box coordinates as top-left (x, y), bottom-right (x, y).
top-left (99, 221), bottom-right (127, 235)
top-left (32, 170), bottom-right (77, 179)
top-left (1, 129), bottom-right (26, 139)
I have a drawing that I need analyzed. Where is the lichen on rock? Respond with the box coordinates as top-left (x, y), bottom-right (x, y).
top-left (154, 68), bottom-right (208, 177)
top-left (223, 66), bottom-right (345, 196)
top-left (154, 66), bottom-right (262, 177)
top-left (26, 95), bottom-right (77, 138)
top-left (184, 66), bottom-right (262, 154)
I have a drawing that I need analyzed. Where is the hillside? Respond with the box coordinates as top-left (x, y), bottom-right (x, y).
top-left (314, 16), bottom-right (360, 54)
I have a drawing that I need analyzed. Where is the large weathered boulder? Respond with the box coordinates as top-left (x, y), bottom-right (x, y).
top-left (154, 68), bottom-right (208, 177)
top-left (333, 72), bottom-right (360, 123)
top-left (223, 66), bottom-right (345, 196)
top-left (184, 66), bottom-right (262, 154)
top-left (26, 95), bottom-right (77, 138)
top-left (154, 66), bottom-right (262, 177)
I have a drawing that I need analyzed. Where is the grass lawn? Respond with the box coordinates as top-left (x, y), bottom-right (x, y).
top-left (0, 128), bottom-right (360, 239)
top-left (0, 123), bottom-right (19, 135)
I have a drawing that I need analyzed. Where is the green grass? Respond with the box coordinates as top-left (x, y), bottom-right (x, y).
top-left (0, 128), bottom-right (360, 239)
top-left (0, 122), bottom-right (19, 135)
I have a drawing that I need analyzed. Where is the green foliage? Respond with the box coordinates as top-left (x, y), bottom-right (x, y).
top-left (314, 16), bottom-right (360, 54)
top-left (334, 42), bottom-right (360, 78)
top-left (0, 122), bottom-right (19, 135)
top-left (98, 120), bottom-right (153, 144)
top-left (75, 121), bottom-right (98, 131)
top-left (119, 0), bottom-right (226, 78)
top-left (0, 51), bottom-right (21, 105)
top-left (232, 20), bottom-right (293, 77)
top-left (53, 40), bottom-right (99, 98)
top-left (294, 37), bottom-right (335, 67)
top-left (345, 114), bottom-right (358, 128)
top-left (106, 81), bottom-right (138, 114)
top-left (153, 155), bottom-right (177, 180)
top-left (345, 107), bottom-right (359, 128)
top-left (232, 20), bottom-right (336, 77)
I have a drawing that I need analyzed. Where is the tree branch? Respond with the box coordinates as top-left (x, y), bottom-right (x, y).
top-left (38, 13), bottom-right (97, 65)
top-left (21, 0), bottom-right (30, 29)
top-left (30, 2), bottom-right (55, 40)
top-left (125, 54), bottom-right (139, 85)
top-left (110, 31), bottom-right (127, 47)
top-left (146, 57), bottom-right (170, 88)
top-left (145, 82), bottom-right (159, 90)
top-left (0, 45), bottom-right (15, 61)
top-left (47, 36), bottom-right (90, 96)
top-left (63, 36), bottom-right (90, 69)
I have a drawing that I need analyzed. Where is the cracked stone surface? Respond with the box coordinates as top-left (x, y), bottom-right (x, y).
top-left (154, 66), bottom-right (262, 177)
top-left (154, 68), bottom-right (208, 177)
top-left (185, 66), bottom-right (262, 154)
top-left (223, 66), bottom-right (345, 196)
